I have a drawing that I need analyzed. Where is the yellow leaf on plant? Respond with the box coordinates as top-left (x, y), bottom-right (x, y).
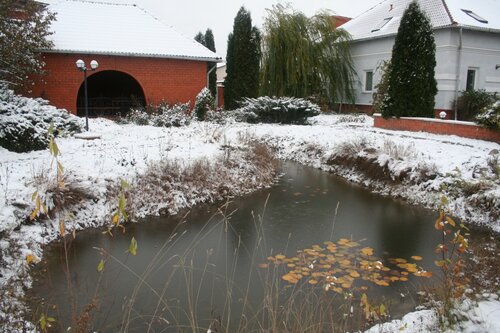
top-left (97, 259), bottom-right (104, 272)
top-left (59, 220), bottom-right (65, 236)
top-left (129, 237), bottom-right (138, 256)
top-left (26, 254), bottom-right (37, 264)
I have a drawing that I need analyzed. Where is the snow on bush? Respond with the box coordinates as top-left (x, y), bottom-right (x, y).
top-left (237, 96), bottom-right (320, 124)
top-left (127, 101), bottom-right (192, 127)
top-left (193, 88), bottom-right (215, 121)
top-left (0, 85), bottom-right (83, 153)
top-left (476, 100), bottom-right (500, 130)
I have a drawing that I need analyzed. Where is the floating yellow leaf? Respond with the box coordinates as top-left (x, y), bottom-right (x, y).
top-left (411, 255), bottom-right (423, 261)
top-left (275, 254), bottom-right (286, 260)
top-left (258, 263), bottom-right (269, 269)
top-left (287, 263), bottom-right (296, 268)
top-left (400, 277), bottom-right (408, 282)
top-left (350, 271), bottom-right (360, 278)
top-left (375, 280), bottom-right (389, 286)
top-left (360, 247), bottom-right (374, 256)
top-left (308, 279), bottom-right (318, 285)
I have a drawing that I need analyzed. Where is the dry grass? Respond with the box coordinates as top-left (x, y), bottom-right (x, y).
top-left (122, 141), bottom-right (278, 221)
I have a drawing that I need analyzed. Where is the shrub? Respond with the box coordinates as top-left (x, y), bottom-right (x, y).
top-left (455, 89), bottom-right (494, 121)
top-left (237, 96), bottom-right (320, 124)
top-left (475, 100), bottom-right (499, 130)
top-left (127, 101), bottom-right (191, 127)
top-left (193, 88), bottom-right (214, 121)
top-left (127, 108), bottom-right (150, 125)
top-left (0, 85), bottom-right (83, 153)
top-left (372, 60), bottom-right (391, 114)
top-left (151, 102), bottom-right (191, 127)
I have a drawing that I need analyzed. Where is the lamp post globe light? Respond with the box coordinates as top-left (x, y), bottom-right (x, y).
top-left (75, 59), bottom-right (99, 131)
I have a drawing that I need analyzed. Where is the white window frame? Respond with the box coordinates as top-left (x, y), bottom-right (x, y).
top-left (371, 17), bottom-right (392, 32)
top-left (465, 67), bottom-right (478, 91)
top-left (363, 70), bottom-right (374, 93)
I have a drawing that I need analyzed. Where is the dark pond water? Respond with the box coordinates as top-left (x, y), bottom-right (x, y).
top-left (31, 162), bottom-right (453, 332)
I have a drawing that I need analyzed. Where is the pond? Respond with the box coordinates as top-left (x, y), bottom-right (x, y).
top-left (31, 162), bottom-right (457, 332)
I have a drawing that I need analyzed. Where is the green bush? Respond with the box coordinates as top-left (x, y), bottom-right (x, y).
top-left (455, 90), bottom-right (494, 121)
top-left (475, 100), bottom-right (500, 130)
top-left (237, 96), bottom-right (320, 124)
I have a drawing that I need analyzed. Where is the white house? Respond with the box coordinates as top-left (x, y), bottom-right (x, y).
top-left (341, 0), bottom-right (500, 118)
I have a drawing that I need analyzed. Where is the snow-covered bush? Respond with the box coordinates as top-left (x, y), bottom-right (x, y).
top-left (127, 107), bottom-right (151, 125)
top-left (0, 85), bottom-right (83, 153)
top-left (475, 100), bottom-right (500, 130)
top-left (237, 96), bottom-right (320, 124)
top-left (127, 102), bottom-right (192, 127)
top-left (151, 102), bottom-right (191, 127)
top-left (193, 88), bottom-right (215, 121)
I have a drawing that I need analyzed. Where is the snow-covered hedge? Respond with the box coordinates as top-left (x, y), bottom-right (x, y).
top-left (127, 102), bottom-right (192, 127)
top-left (193, 88), bottom-right (215, 121)
top-left (0, 85), bottom-right (83, 153)
top-left (237, 96), bottom-right (320, 124)
top-left (476, 100), bottom-right (500, 130)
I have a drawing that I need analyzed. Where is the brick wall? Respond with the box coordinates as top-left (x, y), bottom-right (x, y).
top-left (30, 53), bottom-right (208, 113)
top-left (373, 114), bottom-right (500, 143)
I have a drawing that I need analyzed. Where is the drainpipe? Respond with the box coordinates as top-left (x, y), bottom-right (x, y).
top-left (453, 27), bottom-right (463, 121)
top-left (207, 63), bottom-right (217, 108)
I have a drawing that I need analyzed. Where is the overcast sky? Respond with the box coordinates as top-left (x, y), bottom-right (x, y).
top-left (105, 0), bottom-right (383, 60)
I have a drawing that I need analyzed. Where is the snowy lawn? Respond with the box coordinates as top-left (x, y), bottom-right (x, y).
top-left (0, 114), bottom-right (499, 331)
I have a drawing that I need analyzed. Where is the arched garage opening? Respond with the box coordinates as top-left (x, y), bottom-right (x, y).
top-left (77, 70), bottom-right (145, 117)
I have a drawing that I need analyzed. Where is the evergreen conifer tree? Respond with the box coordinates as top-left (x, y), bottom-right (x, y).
top-left (194, 32), bottom-right (205, 45)
top-left (224, 7), bottom-right (261, 110)
top-left (204, 29), bottom-right (217, 97)
top-left (0, 0), bottom-right (55, 93)
top-left (382, 1), bottom-right (437, 118)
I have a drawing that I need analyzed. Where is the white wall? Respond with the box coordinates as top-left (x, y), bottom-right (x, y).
top-left (349, 28), bottom-right (500, 110)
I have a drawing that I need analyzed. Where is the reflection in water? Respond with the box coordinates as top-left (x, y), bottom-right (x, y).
top-left (31, 162), bottom-right (444, 332)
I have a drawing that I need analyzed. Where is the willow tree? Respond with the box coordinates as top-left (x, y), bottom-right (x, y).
top-left (260, 5), bottom-right (355, 106)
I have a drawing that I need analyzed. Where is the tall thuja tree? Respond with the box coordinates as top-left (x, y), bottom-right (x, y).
top-left (0, 0), bottom-right (55, 93)
top-left (260, 5), bottom-right (355, 106)
top-left (204, 29), bottom-right (217, 96)
top-left (382, 1), bottom-right (437, 118)
top-left (224, 7), bottom-right (261, 110)
top-left (194, 29), bottom-right (217, 97)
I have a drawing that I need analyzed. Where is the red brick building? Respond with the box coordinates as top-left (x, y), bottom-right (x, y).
top-left (31, 0), bottom-right (220, 116)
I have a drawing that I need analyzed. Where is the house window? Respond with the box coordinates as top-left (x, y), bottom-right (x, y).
top-left (466, 68), bottom-right (477, 91)
top-left (364, 71), bottom-right (374, 92)
top-left (461, 9), bottom-right (488, 24)
top-left (371, 17), bottom-right (392, 32)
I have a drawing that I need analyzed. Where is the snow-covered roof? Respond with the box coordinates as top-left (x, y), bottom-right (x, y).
top-left (342, 0), bottom-right (500, 42)
top-left (42, 0), bottom-right (221, 61)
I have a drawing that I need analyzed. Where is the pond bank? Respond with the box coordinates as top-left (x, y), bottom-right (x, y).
top-left (0, 115), bottom-right (499, 331)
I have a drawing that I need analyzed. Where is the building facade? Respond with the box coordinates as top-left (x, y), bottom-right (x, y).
top-left (341, 0), bottom-right (500, 118)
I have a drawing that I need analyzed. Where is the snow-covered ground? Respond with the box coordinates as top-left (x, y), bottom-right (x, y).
top-left (0, 114), bottom-right (499, 331)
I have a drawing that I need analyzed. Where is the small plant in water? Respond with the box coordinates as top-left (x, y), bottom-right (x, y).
top-left (433, 197), bottom-right (470, 325)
